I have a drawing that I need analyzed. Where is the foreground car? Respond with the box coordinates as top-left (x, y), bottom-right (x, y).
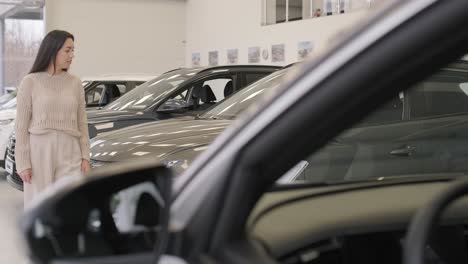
top-left (21, 0), bottom-right (468, 263)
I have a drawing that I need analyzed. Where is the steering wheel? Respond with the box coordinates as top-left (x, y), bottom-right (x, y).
top-left (404, 178), bottom-right (468, 264)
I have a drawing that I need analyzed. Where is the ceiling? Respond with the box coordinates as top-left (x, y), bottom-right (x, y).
top-left (0, 0), bottom-right (44, 20)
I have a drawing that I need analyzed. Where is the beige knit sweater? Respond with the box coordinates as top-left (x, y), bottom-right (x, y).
top-left (15, 71), bottom-right (90, 173)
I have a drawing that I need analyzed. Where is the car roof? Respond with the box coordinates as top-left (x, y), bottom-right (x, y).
top-left (81, 65), bottom-right (280, 83)
top-left (81, 73), bottom-right (158, 82)
top-left (162, 65), bottom-right (282, 76)
top-left (198, 64), bottom-right (282, 74)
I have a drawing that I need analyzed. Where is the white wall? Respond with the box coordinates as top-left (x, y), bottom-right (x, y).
top-left (185, 0), bottom-right (367, 67)
top-left (45, 0), bottom-right (186, 78)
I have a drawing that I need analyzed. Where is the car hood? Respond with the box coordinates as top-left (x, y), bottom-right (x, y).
top-left (0, 108), bottom-right (16, 121)
top-left (90, 118), bottom-right (232, 162)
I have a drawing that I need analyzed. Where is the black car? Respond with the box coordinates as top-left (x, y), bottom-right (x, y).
top-left (89, 61), bottom-right (468, 183)
top-left (84, 65), bottom-right (279, 135)
top-left (20, 1), bottom-right (468, 264)
top-left (5, 65), bottom-right (280, 190)
top-left (88, 69), bottom-right (287, 170)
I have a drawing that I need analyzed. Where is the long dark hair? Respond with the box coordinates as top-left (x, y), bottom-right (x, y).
top-left (29, 30), bottom-right (74, 74)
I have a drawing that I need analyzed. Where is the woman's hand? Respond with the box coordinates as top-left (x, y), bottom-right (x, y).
top-left (19, 169), bottom-right (32, 184)
top-left (81, 159), bottom-right (91, 173)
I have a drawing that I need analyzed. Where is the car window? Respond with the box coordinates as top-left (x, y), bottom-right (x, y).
top-left (85, 85), bottom-right (104, 104)
top-left (0, 97), bottom-right (16, 109)
top-left (125, 81), bottom-right (145, 93)
top-left (245, 72), bottom-right (272, 87)
top-left (359, 96), bottom-right (403, 125)
top-left (202, 70), bottom-right (286, 119)
top-left (158, 77), bottom-right (234, 114)
top-left (171, 89), bottom-right (188, 101)
top-left (0, 93), bottom-right (14, 104)
top-left (408, 70), bottom-right (468, 119)
top-left (200, 77), bottom-right (232, 103)
top-left (279, 65), bottom-right (468, 185)
top-left (116, 84), bottom-right (127, 94)
top-left (104, 69), bottom-right (201, 112)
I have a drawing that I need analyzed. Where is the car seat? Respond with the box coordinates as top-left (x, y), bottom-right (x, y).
top-left (197, 85), bottom-right (217, 111)
top-left (223, 81), bottom-right (234, 97)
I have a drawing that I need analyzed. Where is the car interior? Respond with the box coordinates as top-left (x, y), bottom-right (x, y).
top-left (248, 180), bottom-right (468, 264)
top-left (194, 84), bottom-right (217, 111)
top-left (223, 80), bottom-right (234, 97)
top-left (101, 84), bottom-right (122, 105)
top-left (187, 78), bottom-right (235, 113)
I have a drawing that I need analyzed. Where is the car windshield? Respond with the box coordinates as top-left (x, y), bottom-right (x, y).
top-left (0, 98), bottom-right (17, 110)
top-left (201, 69), bottom-right (287, 119)
top-left (277, 62), bottom-right (468, 185)
top-left (104, 68), bottom-right (202, 112)
top-left (0, 93), bottom-right (13, 104)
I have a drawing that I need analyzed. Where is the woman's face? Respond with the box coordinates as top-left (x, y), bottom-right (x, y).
top-left (55, 37), bottom-right (74, 71)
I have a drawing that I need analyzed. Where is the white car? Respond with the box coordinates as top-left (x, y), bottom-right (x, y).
top-left (4, 86), bottom-right (16, 94)
top-left (0, 101), bottom-right (16, 170)
top-left (0, 93), bottom-right (14, 105)
top-left (0, 73), bottom-right (157, 170)
top-left (81, 73), bottom-right (157, 108)
top-left (0, 97), bottom-right (16, 110)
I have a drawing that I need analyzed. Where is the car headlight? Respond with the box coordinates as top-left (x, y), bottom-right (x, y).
top-left (0, 119), bottom-right (14, 125)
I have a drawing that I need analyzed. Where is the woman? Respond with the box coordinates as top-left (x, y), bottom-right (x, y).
top-left (15, 30), bottom-right (91, 205)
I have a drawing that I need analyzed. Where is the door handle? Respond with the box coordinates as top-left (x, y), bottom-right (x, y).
top-left (390, 145), bottom-right (415, 157)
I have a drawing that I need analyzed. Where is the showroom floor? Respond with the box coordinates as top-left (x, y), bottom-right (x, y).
top-left (0, 169), bottom-right (28, 262)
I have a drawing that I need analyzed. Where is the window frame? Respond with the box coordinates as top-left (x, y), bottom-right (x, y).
top-left (262, 0), bottom-right (374, 26)
top-left (263, 0), bottom-right (305, 25)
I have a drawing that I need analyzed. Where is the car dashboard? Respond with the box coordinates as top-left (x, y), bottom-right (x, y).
top-left (250, 180), bottom-right (468, 263)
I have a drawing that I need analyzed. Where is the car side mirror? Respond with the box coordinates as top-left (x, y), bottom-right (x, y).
top-left (21, 160), bottom-right (172, 264)
top-left (156, 98), bottom-right (187, 113)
